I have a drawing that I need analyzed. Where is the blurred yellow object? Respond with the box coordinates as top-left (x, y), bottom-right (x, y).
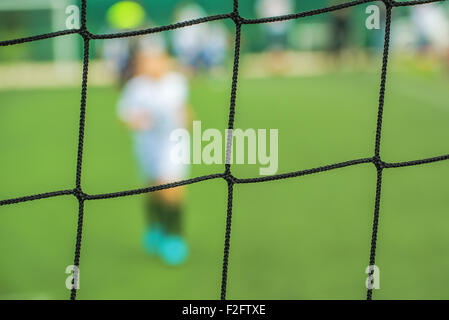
top-left (106, 1), bottom-right (146, 30)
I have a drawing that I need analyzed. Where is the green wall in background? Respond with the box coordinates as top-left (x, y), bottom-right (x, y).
top-left (2, 0), bottom-right (446, 61)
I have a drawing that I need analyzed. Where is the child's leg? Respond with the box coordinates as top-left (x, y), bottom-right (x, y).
top-left (142, 183), bottom-right (167, 254)
top-left (144, 178), bottom-right (163, 226)
top-left (145, 193), bottom-right (164, 226)
top-left (156, 186), bottom-right (185, 235)
top-left (154, 185), bottom-right (188, 265)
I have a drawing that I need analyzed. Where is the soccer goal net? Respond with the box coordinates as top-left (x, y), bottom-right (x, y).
top-left (0, 0), bottom-right (447, 300)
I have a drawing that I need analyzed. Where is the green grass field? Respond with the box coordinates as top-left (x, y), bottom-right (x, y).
top-left (1, 65), bottom-right (449, 299)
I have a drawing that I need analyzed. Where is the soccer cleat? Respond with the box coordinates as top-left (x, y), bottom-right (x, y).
top-left (142, 226), bottom-right (164, 255)
top-left (160, 235), bottom-right (189, 266)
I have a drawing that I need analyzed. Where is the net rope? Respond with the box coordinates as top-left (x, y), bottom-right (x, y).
top-left (0, 0), bottom-right (447, 300)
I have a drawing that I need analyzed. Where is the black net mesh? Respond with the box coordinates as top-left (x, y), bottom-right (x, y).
top-left (0, 0), bottom-right (447, 300)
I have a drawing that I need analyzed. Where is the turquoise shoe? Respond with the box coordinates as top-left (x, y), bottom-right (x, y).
top-left (160, 236), bottom-right (189, 266)
top-left (143, 226), bottom-right (164, 255)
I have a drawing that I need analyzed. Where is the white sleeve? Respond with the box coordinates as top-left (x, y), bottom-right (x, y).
top-left (117, 79), bottom-right (144, 121)
top-left (167, 74), bottom-right (188, 110)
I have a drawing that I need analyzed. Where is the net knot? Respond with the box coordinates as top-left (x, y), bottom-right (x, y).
top-left (223, 172), bottom-right (236, 184)
top-left (73, 188), bottom-right (87, 201)
top-left (373, 156), bottom-right (385, 170)
top-left (79, 29), bottom-right (91, 39)
top-left (231, 12), bottom-right (243, 25)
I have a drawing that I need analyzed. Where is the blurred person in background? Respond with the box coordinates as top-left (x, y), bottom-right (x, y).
top-left (255, 0), bottom-right (294, 74)
top-left (102, 0), bottom-right (147, 84)
top-left (328, 0), bottom-right (353, 66)
top-left (117, 34), bottom-right (191, 266)
top-left (411, 3), bottom-right (449, 72)
top-left (172, 2), bottom-right (229, 75)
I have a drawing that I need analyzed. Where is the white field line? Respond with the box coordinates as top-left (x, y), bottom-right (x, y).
top-left (0, 51), bottom-right (420, 89)
top-left (0, 292), bottom-right (52, 300)
top-left (0, 52), bottom-right (340, 89)
top-left (0, 60), bottom-right (115, 89)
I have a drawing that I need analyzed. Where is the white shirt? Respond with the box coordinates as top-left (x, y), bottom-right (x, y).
top-left (118, 73), bottom-right (188, 134)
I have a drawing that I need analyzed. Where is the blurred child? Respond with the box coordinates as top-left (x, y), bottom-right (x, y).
top-left (117, 35), bottom-right (190, 266)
